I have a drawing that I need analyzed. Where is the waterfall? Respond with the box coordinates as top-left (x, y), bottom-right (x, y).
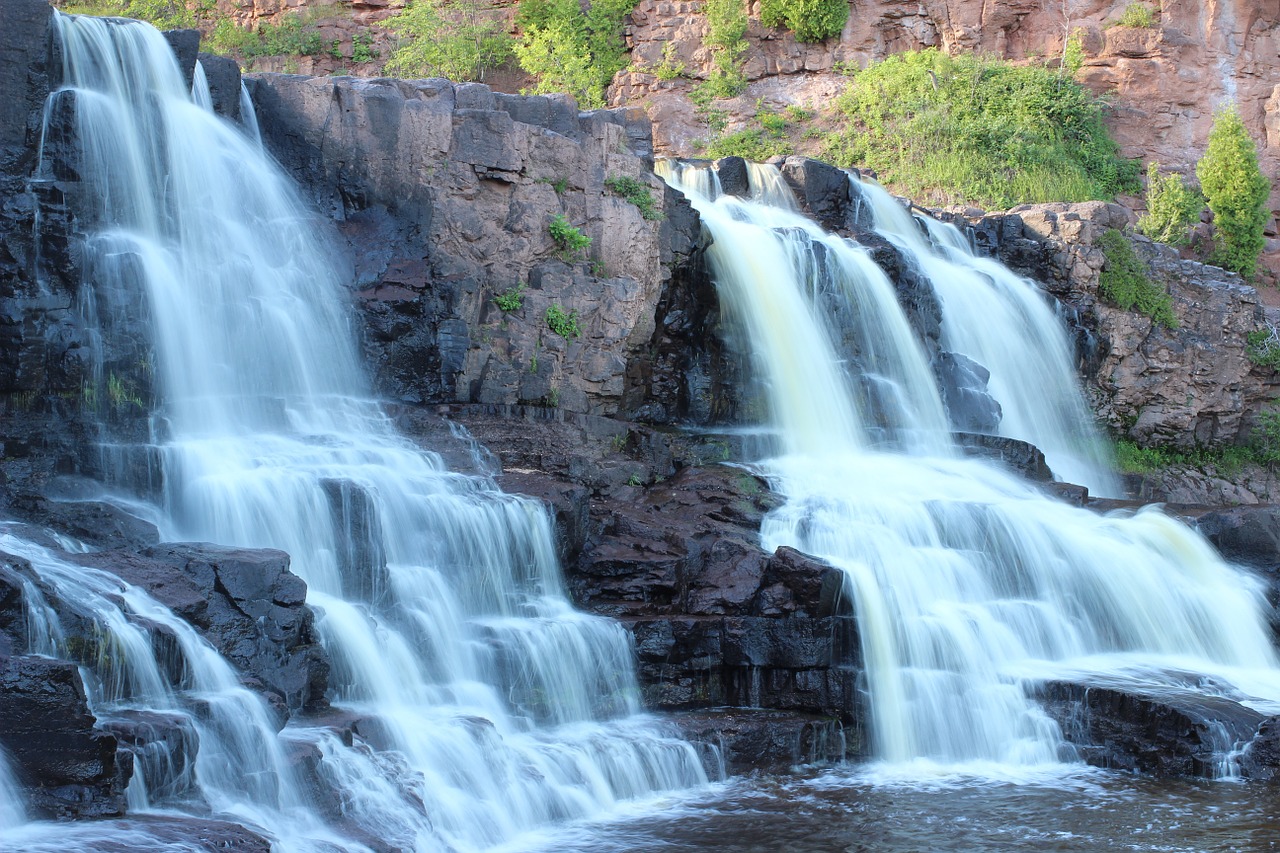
top-left (0, 744), bottom-right (24, 831)
top-left (852, 177), bottom-right (1120, 496)
top-left (20, 13), bottom-right (706, 849)
top-left (663, 161), bottom-right (1280, 770)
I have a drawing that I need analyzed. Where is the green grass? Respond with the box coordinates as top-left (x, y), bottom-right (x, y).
top-left (1097, 229), bottom-right (1177, 328)
top-left (820, 48), bottom-right (1139, 209)
top-left (604, 176), bottom-right (663, 221)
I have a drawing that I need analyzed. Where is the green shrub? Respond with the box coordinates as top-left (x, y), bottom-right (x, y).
top-left (515, 0), bottom-right (636, 109)
top-left (546, 304), bottom-right (581, 339)
top-left (758, 0), bottom-right (847, 42)
top-left (819, 48), bottom-right (1139, 209)
top-left (649, 42), bottom-right (687, 80)
top-left (703, 127), bottom-right (791, 160)
top-left (1137, 162), bottom-right (1203, 247)
top-left (385, 0), bottom-right (511, 81)
top-left (62, 0), bottom-right (214, 31)
top-left (1252, 407), bottom-right (1280, 464)
top-left (1196, 105), bottom-right (1271, 279)
top-left (493, 283), bottom-right (525, 312)
top-left (604, 176), bottom-right (663, 220)
top-left (1097, 228), bottom-right (1177, 328)
top-left (1116, 3), bottom-right (1157, 28)
top-left (548, 214), bottom-right (591, 260)
top-left (1247, 325), bottom-right (1280, 370)
top-left (352, 29), bottom-right (376, 63)
top-left (694, 0), bottom-right (748, 100)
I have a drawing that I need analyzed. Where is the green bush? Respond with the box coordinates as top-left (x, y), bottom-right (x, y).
top-left (819, 48), bottom-right (1139, 209)
top-left (385, 0), bottom-right (511, 81)
top-left (604, 176), bottom-right (663, 220)
top-left (548, 214), bottom-right (591, 260)
top-left (694, 0), bottom-right (748, 101)
top-left (61, 0), bottom-right (214, 31)
top-left (1196, 105), bottom-right (1271, 279)
top-left (1116, 3), bottom-right (1157, 28)
top-left (703, 127), bottom-right (791, 160)
top-left (759, 0), bottom-right (847, 42)
top-left (493, 283), bottom-right (525, 312)
top-left (1137, 162), bottom-right (1202, 247)
top-left (546, 304), bottom-right (581, 339)
top-left (1247, 326), bottom-right (1280, 370)
top-left (515, 0), bottom-right (636, 109)
top-left (1097, 229), bottom-right (1177, 327)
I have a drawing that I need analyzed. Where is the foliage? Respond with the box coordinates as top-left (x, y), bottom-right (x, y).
top-left (514, 0), bottom-right (636, 109)
top-left (1097, 228), bottom-right (1178, 327)
top-left (61, 0), bottom-right (214, 31)
top-left (493, 283), bottom-right (525, 312)
top-left (352, 30), bottom-right (376, 63)
top-left (1115, 3), bottom-right (1157, 28)
top-left (1247, 324), bottom-right (1280, 370)
top-left (384, 0), bottom-right (511, 82)
top-left (1061, 28), bottom-right (1084, 75)
top-left (758, 0), bottom-right (848, 42)
top-left (604, 176), bottom-right (663, 220)
top-left (545, 304), bottom-right (581, 339)
top-left (1196, 105), bottom-right (1271, 279)
top-left (548, 214), bottom-right (591, 260)
top-left (1137, 162), bottom-right (1203, 247)
top-left (694, 0), bottom-right (748, 100)
top-left (647, 42), bottom-right (687, 80)
top-left (819, 48), bottom-right (1140, 209)
top-left (703, 127), bottom-right (790, 160)
top-left (1113, 439), bottom-right (1254, 476)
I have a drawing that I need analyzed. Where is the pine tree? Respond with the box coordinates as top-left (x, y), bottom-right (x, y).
top-left (1195, 105), bottom-right (1271, 279)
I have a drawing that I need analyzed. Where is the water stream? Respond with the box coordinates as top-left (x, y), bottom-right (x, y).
top-left (5, 13), bottom-right (706, 850)
top-left (661, 161), bottom-right (1280, 769)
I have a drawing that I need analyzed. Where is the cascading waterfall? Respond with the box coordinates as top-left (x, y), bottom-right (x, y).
top-left (0, 745), bottom-right (24, 831)
top-left (663, 160), bottom-right (1280, 771)
top-left (15, 13), bottom-right (706, 850)
top-left (852, 176), bottom-right (1120, 496)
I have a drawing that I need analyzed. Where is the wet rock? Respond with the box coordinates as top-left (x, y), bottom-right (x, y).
top-left (1240, 715), bottom-right (1280, 782)
top-left (74, 543), bottom-right (329, 713)
top-left (955, 433), bottom-right (1053, 482)
top-left (196, 52), bottom-right (241, 122)
top-left (0, 654), bottom-right (130, 818)
top-left (100, 710), bottom-right (199, 802)
top-left (669, 708), bottom-right (852, 776)
top-left (1195, 506), bottom-right (1280, 570)
top-left (1033, 677), bottom-right (1265, 778)
top-left (779, 156), bottom-right (853, 232)
top-left (161, 29), bottom-right (200, 91)
top-left (6, 492), bottom-right (160, 550)
top-left (715, 157), bottom-right (750, 197)
top-left (934, 351), bottom-right (1002, 434)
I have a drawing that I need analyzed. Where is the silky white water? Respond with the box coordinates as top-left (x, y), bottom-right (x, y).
top-left (853, 177), bottom-right (1120, 496)
top-left (16, 13), bottom-right (706, 850)
top-left (663, 161), bottom-right (1280, 770)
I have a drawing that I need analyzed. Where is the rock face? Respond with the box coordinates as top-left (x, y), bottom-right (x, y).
top-left (73, 544), bottom-right (330, 714)
top-left (0, 654), bottom-right (131, 818)
top-left (614, 0), bottom-right (1280, 234)
top-left (1034, 678), bottom-right (1270, 779)
top-left (956, 201), bottom-right (1276, 450)
top-left (247, 76), bottom-right (705, 422)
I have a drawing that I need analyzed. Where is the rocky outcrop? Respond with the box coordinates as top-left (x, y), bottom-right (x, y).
top-left (0, 654), bottom-right (131, 818)
top-left (73, 543), bottom-right (329, 714)
top-left (956, 200), bottom-right (1277, 451)
top-left (1034, 677), bottom-right (1270, 779)
top-left (247, 75), bottom-right (710, 421)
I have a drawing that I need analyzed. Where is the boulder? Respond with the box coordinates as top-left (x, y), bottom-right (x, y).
top-left (668, 708), bottom-right (851, 776)
top-left (0, 654), bottom-right (130, 818)
top-left (74, 543), bottom-right (329, 713)
top-left (196, 52), bottom-right (242, 122)
top-left (714, 156), bottom-right (750, 197)
top-left (779, 156), bottom-right (853, 232)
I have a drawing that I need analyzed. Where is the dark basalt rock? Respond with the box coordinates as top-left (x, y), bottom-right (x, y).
top-left (779, 156), bottom-right (853, 233)
top-left (196, 52), bottom-right (242, 122)
top-left (161, 29), bottom-right (200, 91)
top-left (1032, 678), bottom-right (1267, 778)
top-left (0, 654), bottom-right (131, 818)
top-left (6, 492), bottom-right (160, 550)
top-left (955, 433), bottom-right (1053, 482)
top-left (1240, 715), bottom-right (1280, 782)
top-left (715, 156), bottom-right (750, 197)
top-left (73, 543), bottom-right (329, 714)
top-left (1196, 505), bottom-right (1280, 571)
top-left (934, 351), bottom-right (1002, 434)
top-left (669, 708), bottom-right (850, 776)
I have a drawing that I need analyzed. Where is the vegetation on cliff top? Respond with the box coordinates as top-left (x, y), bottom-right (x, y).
top-left (1097, 228), bottom-right (1178, 328)
top-left (820, 49), bottom-right (1140, 209)
top-left (513, 0), bottom-right (637, 109)
top-left (384, 0), bottom-right (512, 83)
top-left (759, 0), bottom-right (848, 42)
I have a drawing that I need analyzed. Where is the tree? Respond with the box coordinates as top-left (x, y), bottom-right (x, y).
top-left (513, 0), bottom-right (636, 109)
top-left (1196, 104), bottom-right (1271, 279)
top-left (384, 0), bottom-right (513, 83)
top-left (1137, 161), bottom-right (1202, 247)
